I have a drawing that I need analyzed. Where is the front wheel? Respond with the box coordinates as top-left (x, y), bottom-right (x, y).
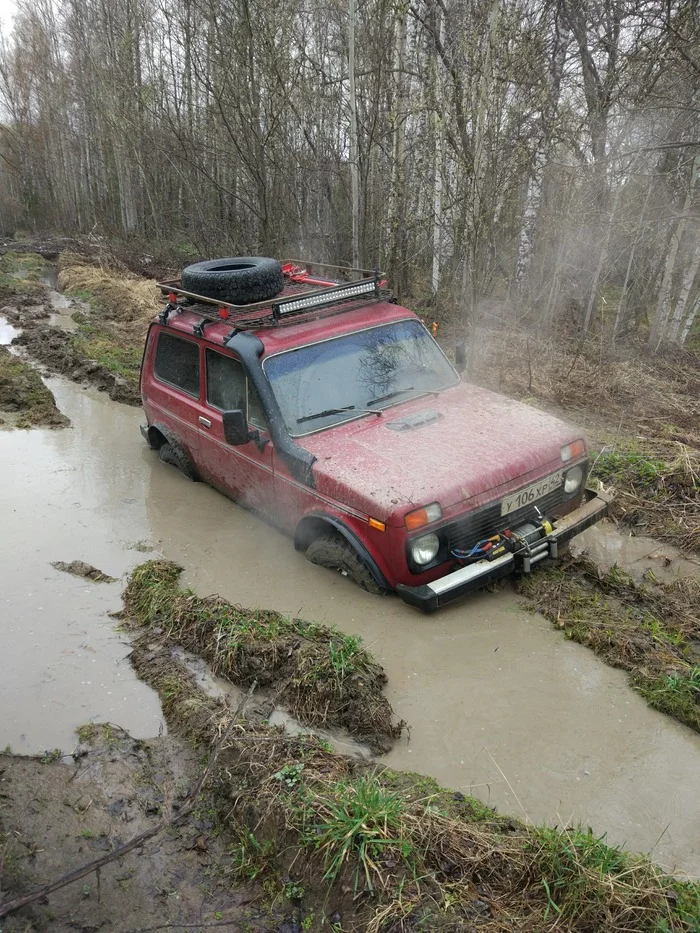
top-left (158, 442), bottom-right (199, 481)
top-left (305, 533), bottom-right (387, 595)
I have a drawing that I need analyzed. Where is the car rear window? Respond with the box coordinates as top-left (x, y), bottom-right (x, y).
top-left (154, 333), bottom-right (200, 396)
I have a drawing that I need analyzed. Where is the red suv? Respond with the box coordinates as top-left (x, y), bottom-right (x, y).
top-left (140, 258), bottom-right (606, 611)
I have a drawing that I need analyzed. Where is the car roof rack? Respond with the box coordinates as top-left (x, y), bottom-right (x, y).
top-left (157, 259), bottom-right (389, 335)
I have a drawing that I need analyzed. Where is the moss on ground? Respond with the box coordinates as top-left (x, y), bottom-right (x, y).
top-left (72, 321), bottom-right (142, 384)
top-left (132, 624), bottom-right (700, 933)
top-left (519, 557), bottom-right (700, 732)
top-left (123, 560), bottom-right (403, 752)
top-left (0, 346), bottom-right (68, 428)
top-left (0, 250), bottom-right (51, 279)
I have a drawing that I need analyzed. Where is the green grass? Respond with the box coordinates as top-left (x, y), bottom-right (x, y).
top-left (592, 449), bottom-right (668, 490)
top-left (637, 668), bottom-right (700, 727)
top-left (123, 561), bottom-right (399, 749)
top-left (73, 322), bottom-right (142, 382)
top-left (309, 773), bottom-right (412, 892)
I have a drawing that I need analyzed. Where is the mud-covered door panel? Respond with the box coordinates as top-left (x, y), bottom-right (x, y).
top-left (147, 329), bottom-right (206, 465)
top-left (200, 348), bottom-right (275, 514)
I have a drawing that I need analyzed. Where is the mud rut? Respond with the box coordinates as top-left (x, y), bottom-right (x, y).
top-left (1, 272), bottom-right (700, 881)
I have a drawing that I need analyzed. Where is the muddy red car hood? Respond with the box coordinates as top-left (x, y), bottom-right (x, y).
top-left (300, 383), bottom-right (582, 522)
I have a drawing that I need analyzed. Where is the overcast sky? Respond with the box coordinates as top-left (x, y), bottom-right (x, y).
top-left (0, 0), bottom-right (16, 33)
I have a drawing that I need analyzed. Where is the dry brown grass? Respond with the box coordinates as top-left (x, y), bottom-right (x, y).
top-left (471, 329), bottom-right (700, 447)
top-left (58, 252), bottom-right (161, 334)
top-left (469, 328), bottom-right (700, 554)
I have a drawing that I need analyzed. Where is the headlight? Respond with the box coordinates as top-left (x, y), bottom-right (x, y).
top-left (564, 465), bottom-right (583, 494)
top-left (411, 533), bottom-right (440, 566)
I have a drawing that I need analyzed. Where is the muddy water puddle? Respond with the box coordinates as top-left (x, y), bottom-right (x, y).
top-left (1, 375), bottom-right (700, 876)
top-left (0, 315), bottom-right (20, 344)
top-left (574, 521), bottom-right (700, 581)
top-left (173, 647), bottom-right (372, 759)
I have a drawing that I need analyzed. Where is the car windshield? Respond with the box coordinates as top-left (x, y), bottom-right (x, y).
top-left (264, 319), bottom-right (458, 435)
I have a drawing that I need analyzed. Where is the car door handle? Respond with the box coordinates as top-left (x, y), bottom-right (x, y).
top-left (198, 416), bottom-right (212, 428)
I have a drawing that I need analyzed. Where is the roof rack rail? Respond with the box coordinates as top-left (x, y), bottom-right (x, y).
top-left (157, 259), bottom-right (388, 335)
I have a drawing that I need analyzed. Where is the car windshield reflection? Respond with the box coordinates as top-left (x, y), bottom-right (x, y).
top-left (264, 319), bottom-right (458, 436)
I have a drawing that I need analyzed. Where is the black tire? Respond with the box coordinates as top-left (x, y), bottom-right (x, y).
top-left (181, 257), bottom-right (284, 305)
top-left (305, 533), bottom-right (387, 595)
top-left (158, 442), bottom-right (199, 481)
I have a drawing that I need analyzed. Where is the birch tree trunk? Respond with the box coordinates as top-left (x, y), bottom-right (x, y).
top-left (649, 185), bottom-right (693, 349)
top-left (348, 0), bottom-right (360, 269)
top-left (667, 234), bottom-right (700, 342)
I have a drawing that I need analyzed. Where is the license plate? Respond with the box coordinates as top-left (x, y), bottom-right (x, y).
top-left (500, 472), bottom-right (562, 517)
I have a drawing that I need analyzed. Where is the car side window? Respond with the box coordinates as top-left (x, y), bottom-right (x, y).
top-left (154, 332), bottom-right (200, 396)
top-left (206, 350), bottom-right (266, 428)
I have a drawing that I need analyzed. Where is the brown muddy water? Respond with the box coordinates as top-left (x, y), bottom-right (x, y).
top-left (1, 376), bottom-right (700, 878)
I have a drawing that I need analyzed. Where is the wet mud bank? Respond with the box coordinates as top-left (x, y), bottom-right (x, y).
top-left (0, 728), bottom-right (278, 933)
top-left (123, 559), bottom-right (402, 753)
top-left (520, 555), bottom-right (700, 732)
top-left (0, 344), bottom-right (68, 429)
top-left (1, 251), bottom-right (149, 405)
top-left (122, 652), bottom-right (700, 933)
top-left (15, 321), bottom-right (141, 404)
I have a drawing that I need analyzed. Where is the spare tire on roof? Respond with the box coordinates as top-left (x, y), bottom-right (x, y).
top-left (181, 257), bottom-right (285, 305)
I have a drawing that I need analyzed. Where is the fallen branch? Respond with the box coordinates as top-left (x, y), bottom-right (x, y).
top-left (0, 681), bottom-right (257, 921)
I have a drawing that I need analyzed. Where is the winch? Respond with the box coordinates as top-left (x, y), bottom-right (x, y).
top-left (452, 515), bottom-right (557, 573)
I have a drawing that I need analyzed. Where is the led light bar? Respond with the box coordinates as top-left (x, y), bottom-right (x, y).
top-left (273, 279), bottom-right (378, 318)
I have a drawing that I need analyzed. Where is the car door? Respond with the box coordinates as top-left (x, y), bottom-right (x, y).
top-left (146, 328), bottom-right (208, 466)
top-left (198, 347), bottom-right (275, 516)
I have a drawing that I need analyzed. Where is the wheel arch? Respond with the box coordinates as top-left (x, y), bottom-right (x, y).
top-left (145, 421), bottom-right (189, 454)
top-left (294, 512), bottom-right (390, 591)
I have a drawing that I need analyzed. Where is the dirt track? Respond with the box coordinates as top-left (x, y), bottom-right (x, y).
top-left (1, 375), bottom-right (699, 881)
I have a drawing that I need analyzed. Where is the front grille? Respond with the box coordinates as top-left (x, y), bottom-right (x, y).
top-left (446, 486), bottom-right (565, 553)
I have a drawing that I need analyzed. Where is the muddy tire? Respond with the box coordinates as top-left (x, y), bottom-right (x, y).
top-left (305, 533), bottom-right (386, 595)
top-left (181, 257), bottom-right (284, 305)
top-left (158, 442), bottom-right (199, 481)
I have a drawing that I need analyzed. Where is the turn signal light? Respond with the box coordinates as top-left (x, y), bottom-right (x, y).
top-left (404, 502), bottom-right (442, 531)
top-left (368, 517), bottom-right (386, 532)
top-left (561, 439), bottom-right (586, 462)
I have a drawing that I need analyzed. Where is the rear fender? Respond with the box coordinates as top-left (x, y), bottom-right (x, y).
top-left (294, 512), bottom-right (391, 591)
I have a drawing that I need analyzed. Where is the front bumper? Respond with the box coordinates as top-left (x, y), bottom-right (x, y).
top-left (396, 488), bottom-right (609, 613)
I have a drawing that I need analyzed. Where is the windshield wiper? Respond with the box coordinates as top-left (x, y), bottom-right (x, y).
top-left (297, 405), bottom-right (382, 425)
top-left (367, 386), bottom-right (443, 406)
top-left (367, 386), bottom-right (416, 406)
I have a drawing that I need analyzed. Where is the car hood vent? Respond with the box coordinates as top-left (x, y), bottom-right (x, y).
top-left (386, 408), bottom-right (442, 432)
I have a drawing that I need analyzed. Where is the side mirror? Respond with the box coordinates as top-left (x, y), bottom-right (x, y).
top-left (222, 409), bottom-right (250, 445)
